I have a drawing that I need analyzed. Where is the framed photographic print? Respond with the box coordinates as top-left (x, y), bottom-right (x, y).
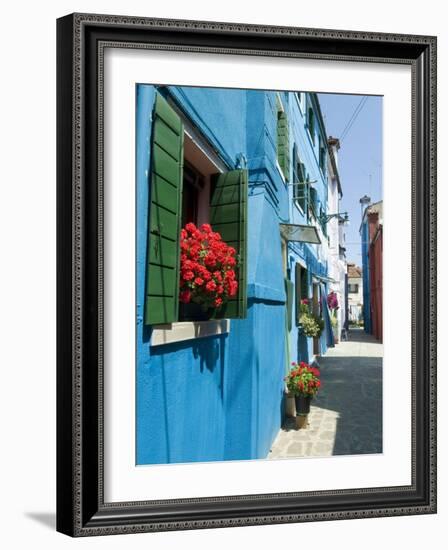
top-left (56, 13), bottom-right (437, 537)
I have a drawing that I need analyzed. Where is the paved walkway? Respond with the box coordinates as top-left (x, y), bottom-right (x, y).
top-left (267, 328), bottom-right (383, 459)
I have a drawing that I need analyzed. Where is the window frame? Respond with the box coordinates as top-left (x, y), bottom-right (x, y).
top-left (148, 93), bottom-right (245, 341)
top-left (307, 105), bottom-right (315, 145)
top-left (292, 143), bottom-right (307, 216)
top-left (295, 262), bottom-right (309, 326)
top-left (276, 92), bottom-right (290, 184)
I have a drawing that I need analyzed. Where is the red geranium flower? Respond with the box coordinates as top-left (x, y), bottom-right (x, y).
top-left (229, 281), bottom-right (238, 296)
top-left (179, 290), bottom-right (191, 303)
top-left (204, 252), bottom-right (217, 267)
top-left (285, 361), bottom-right (321, 398)
top-left (205, 280), bottom-right (217, 292)
top-left (202, 270), bottom-right (212, 281)
top-left (179, 222), bottom-right (239, 310)
top-left (185, 222), bottom-right (197, 234)
top-left (182, 270), bottom-right (194, 281)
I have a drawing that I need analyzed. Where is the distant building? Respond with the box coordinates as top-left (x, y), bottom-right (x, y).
top-left (326, 137), bottom-right (348, 341)
top-left (359, 201), bottom-right (383, 340)
top-left (366, 202), bottom-right (383, 341)
top-left (347, 263), bottom-right (363, 322)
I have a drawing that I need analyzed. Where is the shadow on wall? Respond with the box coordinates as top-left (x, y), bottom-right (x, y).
top-left (297, 332), bottom-right (311, 363)
top-left (142, 334), bottom-right (228, 464)
top-left (142, 322), bottom-right (151, 344)
top-left (150, 333), bottom-right (227, 374)
top-left (314, 355), bottom-right (383, 455)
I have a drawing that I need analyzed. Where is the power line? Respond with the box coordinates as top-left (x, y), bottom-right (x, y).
top-left (339, 97), bottom-right (365, 139)
top-left (340, 97), bottom-right (369, 143)
top-left (339, 96), bottom-right (367, 140)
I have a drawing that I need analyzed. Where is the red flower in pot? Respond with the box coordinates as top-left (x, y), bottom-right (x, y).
top-left (284, 361), bottom-right (321, 418)
top-left (179, 222), bottom-right (238, 311)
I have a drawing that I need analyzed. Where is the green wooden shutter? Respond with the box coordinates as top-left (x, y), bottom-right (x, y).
top-left (292, 143), bottom-right (308, 213)
top-left (295, 263), bottom-right (309, 326)
top-left (285, 278), bottom-right (294, 332)
top-left (308, 107), bottom-right (315, 144)
top-left (292, 143), bottom-right (298, 200)
top-left (144, 93), bottom-right (183, 325)
top-left (297, 164), bottom-right (307, 212)
top-left (295, 263), bottom-right (302, 326)
top-left (277, 111), bottom-right (290, 182)
top-left (310, 186), bottom-right (318, 217)
top-left (209, 169), bottom-right (248, 319)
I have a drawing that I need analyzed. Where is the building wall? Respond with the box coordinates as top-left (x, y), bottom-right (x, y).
top-left (286, 93), bottom-right (331, 360)
top-left (348, 276), bottom-right (363, 305)
top-left (369, 216), bottom-right (383, 341)
top-left (136, 85), bottom-right (330, 464)
top-left (326, 146), bottom-right (347, 341)
top-left (360, 220), bottom-right (372, 332)
top-left (361, 205), bottom-right (383, 339)
top-left (348, 275), bottom-right (363, 322)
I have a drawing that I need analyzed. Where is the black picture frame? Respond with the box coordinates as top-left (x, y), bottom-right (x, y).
top-left (57, 13), bottom-right (437, 537)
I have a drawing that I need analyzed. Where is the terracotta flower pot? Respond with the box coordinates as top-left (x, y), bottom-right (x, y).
top-left (296, 415), bottom-right (309, 429)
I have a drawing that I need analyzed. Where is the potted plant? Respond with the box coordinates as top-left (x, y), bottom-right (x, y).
top-left (179, 222), bottom-right (238, 320)
top-left (284, 361), bottom-right (321, 429)
top-left (299, 299), bottom-right (324, 338)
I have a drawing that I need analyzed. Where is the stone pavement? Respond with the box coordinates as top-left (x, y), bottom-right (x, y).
top-left (267, 328), bottom-right (383, 459)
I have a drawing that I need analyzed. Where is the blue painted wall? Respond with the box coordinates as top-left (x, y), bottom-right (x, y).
top-left (136, 85), bottom-right (330, 464)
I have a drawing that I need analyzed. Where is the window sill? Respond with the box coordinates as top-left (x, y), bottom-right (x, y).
top-left (151, 319), bottom-right (230, 347)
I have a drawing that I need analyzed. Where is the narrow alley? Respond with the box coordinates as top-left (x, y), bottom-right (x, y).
top-left (268, 328), bottom-right (383, 459)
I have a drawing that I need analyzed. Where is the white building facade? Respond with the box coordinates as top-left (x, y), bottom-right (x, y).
top-left (347, 263), bottom-right (363, 323)
top-left (326, 137), bottom-right (347, 342)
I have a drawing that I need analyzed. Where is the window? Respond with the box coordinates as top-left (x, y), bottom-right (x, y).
top-left (309, 185), bottom-right (318, 218)
top-left (295, 263), bottom-right (308, 326)
top-left (144, 92), bottom-right (248, 325)
top-left (276, 96), bottom-right (290, 182)
top-left (348, 284), bottom-right (359, 293)
top-left (292, 143), bottom-right (307, 214)
top-left (181, 161), bottom-right (204, 228)
top-left (307, 106), bottom-right (315, 144)
top-left (319, 135), bottom-right (326, 175)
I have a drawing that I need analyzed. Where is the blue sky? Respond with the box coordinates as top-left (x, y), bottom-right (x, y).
top-left (318, 93), bottom-right (383, 265)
